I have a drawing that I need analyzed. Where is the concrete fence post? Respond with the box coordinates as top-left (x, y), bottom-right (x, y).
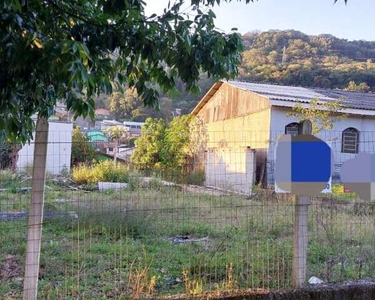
top-left (292, 120), bottom-right (312, 288)
top-left (23, 117), bottom-right (49, 300)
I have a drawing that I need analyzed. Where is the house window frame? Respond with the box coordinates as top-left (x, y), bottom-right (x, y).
top-left (285, 122), bottom-right (299, 136)
top-left (341, 127), bottom-right (359, 154)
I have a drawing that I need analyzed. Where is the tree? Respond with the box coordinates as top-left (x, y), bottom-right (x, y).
top-left (164, 115), bottom-right (194, 169)
top-left (109, 89), bottom-right (140, 120)
top-left (103, 126), bottom-right (129, 162)
top-left (1, 0), bottom-right (250, 143)
top-left (345, 81), bottom-right (370, 92)
top-left (132, 115), bottom-right (204, 171)
top-left (109, 89), bottom-right (173, 121)
top-left (0, 1), bottom-right (349, 298)
top-left (131, 118), bottom-right (168, 170)
top-left (287, 97), bottom-right (347, 134)
top-left (71, 126), bottom-right (96, 166)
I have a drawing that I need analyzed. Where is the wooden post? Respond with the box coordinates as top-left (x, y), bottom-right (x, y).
top-left (23, 118), bottom-right (49, 300)
top-left (292, 120), bottom-right (312, 288)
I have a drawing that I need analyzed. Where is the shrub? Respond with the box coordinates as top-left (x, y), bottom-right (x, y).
top-left (71, 127), bottom-right (96, 166)
top-left (127, 137), bottom-right (137, 148)
top-left (185, 169), bottom-right (205, 186)
top-left (72, 161), bottom-right (129, 184)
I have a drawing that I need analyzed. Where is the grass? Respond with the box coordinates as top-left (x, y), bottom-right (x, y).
top-left (0, 176), bottom-right (375, 299)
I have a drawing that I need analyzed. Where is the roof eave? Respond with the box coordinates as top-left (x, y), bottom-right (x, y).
top-left (269, 99), bottom-right (375, 117)
top-left (190, 81), bottom-right (225, 116)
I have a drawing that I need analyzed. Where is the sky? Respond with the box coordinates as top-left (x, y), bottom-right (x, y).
top-left (144, 0), bottom-right (375, 41)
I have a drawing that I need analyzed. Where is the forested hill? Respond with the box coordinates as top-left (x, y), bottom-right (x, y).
top-left (96, 30), bottom-right (375, 121)
top-left (238, 30), bottom-right (375, 91)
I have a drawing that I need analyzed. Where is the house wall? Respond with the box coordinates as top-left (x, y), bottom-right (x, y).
top-left (17, 121), bottom-right (73, 175)
top-left (196, 83), bottom-right (271, 149)
top-left (205, 148), bottom-right (256, 195)
top-left (196, 83), bottom-right (272, 189)
top-left (268, 106), bottom-right (375, 184)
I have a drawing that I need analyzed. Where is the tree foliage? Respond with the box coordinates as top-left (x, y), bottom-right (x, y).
top-left (345, 81), bottom-right (370, 92)
top-left (103, 125), bottom-right (129, 162)
top-left (109, 89), bottom-right (173, 121)
top-left (131, 115), bottom-right (203, 170)
top-left (164, 115), bottom-right (194, 168)
top-left (239, 30), bottom-right (375, 90)
top-left (287, 97), bottom-right (347, 134)
top-left (71, 126), bottom-right (96, 166)
top-left (131, 118), bottom-right (168, 170)
top-left (1, 0), bottom-right (250, 142)
top-left (0, 131), bottom-right (14, 169)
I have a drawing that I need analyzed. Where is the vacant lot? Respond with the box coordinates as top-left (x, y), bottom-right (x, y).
top-left (1, 174), bottom-right (375, 299)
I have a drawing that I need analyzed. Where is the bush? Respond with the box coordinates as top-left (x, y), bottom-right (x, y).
top-left (185, 169), bottom-right (205, 186)
top-left (72, 161), bottom-right (129, 184)
top-left (127, 137), bottom-right (137, 148)
top-left (71, 127), bottom-right (96, 166)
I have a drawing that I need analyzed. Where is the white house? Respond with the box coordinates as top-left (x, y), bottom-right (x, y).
top-left (123, 121), bottom-right (145, 137)
top-left (191, 80), bottom-right (375, 186)
top-left (17, 121), bottom-right (73, 175)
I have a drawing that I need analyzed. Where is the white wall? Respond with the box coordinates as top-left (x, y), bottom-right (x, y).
top-left (17, 121), bottom-right (73, 175)
top-left (268, 106), bottom-right (375, 182)
top-left (205, 148), bottom-right (256, 195)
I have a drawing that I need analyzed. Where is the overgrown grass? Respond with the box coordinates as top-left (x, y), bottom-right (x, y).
top-left (1, 178), bottom-right (375, 299)
top-left (72, 161), bottom-right (129, 184)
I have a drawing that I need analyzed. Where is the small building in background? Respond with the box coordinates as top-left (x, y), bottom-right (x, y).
top-left (95, 108), bottom-right (111, 119)
top-left (191, 80), bottom-right (375, 188)
top-left (17, 120), bottom-right (73, 175)
top-left (86, 130), bottom-right (109, 153)
top-left (123, 121), bottom-right (145, 137)
top-left (100, 120), bottom-right (124, 131)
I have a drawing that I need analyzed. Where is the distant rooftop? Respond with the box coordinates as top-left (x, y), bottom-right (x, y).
top-left (95, 108), bottom-right (111, 116)
top-left (228, 81), bottom-right (375, 111)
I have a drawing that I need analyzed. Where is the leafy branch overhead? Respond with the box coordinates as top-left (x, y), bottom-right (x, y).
top-left (0, 0), bottom-right (249, 142)
top-left (1, 0), bottom-right (349, 142)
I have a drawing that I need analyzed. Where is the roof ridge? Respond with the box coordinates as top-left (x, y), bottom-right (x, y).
top-left (228, 80), bottom-right (375, 95)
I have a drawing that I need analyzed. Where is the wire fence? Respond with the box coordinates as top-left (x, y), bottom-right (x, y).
top-left (0, 128), bottom-right (374, 299)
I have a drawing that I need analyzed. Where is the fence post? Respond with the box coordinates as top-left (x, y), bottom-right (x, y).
top-left (23, 117), bottom-right (49, 300)
top-left (292, 120), bottom-right (312, 288)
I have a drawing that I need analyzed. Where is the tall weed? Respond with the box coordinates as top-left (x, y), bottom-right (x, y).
top-left (72, 161), bottom-right (129, 184)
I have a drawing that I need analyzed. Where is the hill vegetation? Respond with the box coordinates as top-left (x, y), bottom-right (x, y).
top-left (96, 30), bottom-right (375, 120)
top-left (239, 30), bottom-right (375, 90)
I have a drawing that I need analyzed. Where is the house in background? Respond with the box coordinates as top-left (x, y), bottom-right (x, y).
top-left (95, 108), bottom-right (111, 119)
top-left (191, 80), bottom-right (375, 187)
top-left (74, 108), bottom-right (112, 130)
top-left (99, 120), bottom-right (124, 131)
top-left (123, 121), bottom-right (145, 137)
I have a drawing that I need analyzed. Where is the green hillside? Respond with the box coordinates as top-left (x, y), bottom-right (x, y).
top-left (239, 30), bottom-right (375, 90)
top-left (96, 30), bottom-right (375, 119)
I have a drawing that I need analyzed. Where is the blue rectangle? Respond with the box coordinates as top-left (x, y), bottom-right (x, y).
top-left (291, 141), bottom-right (331, 182)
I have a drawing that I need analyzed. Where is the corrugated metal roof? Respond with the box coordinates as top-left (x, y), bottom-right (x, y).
top-left (228, 81), bottom-right (375, 111)
top-left (87, 130), bottom-right (108, 142)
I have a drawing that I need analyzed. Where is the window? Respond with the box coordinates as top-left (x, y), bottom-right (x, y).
top-left (342, 127), bottom-right (359, 154)
top-left (285, 122), bottom-right (299, 136)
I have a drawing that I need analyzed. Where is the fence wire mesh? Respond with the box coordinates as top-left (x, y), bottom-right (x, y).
top-left (0, 128), bottom-right (374, 299)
